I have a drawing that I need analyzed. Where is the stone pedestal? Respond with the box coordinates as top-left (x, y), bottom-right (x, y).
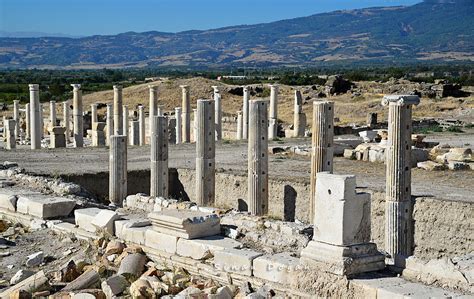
top-left (138, 105), bottom-right (145, 146)
top-left (196, 99), bottom-right (215, 206)
top-left (5, 119), bottom-right (16, 150)
top-left (25, 103), bottom-right (31, 140)
top-left (71, 84), bottom-right (83, 148)
top-left (268, 84), bottom-right (278, 139)
top-left (91, 122), bottom-right (106, 147)
top-left (109, 135), bottom-right (127, 207)
top-left (382, 95), bottom-right (420, 268)
top-left (180, 85), bottom-right (191, 143)
top-left (236, 111), bottom-right (243, 140)
top-left (175, 107), bottom-right (182, 144)
top-left (150, 116), bottom-right (169, 198)
top-left (13, 100), bottom-right (20, 140)
top-left (49, 126), bottom-right (66, 148)
top-left (90, 103), bottom-right (97, 130)
top-left (242, 86), bottom-right (250, 140)
top-left (113, 85), bottom-right (123, 135)
top-left (130, 121), bottom-right (140, 146)
top-left (213, 86), bottom-right (222, 141)
top-left (29, 84), bottom-right (41, 149)
top-left (62, 101), bottom-right (70, 142)
top-left (309, 101), bottom-right (334, 223)
top-left (293, 90), bottom-right (306, 137)
top-left (106, 104), bottom-right (113, 146)
top-left (301, 173), bottom-right (385, 276)
top-left (248, 100), bottom-right (268, 216)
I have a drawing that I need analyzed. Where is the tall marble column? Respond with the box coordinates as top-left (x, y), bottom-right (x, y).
top-left (236, 111), bottom-right (243, 140)
top-left (106, 103), bottom-right (113, 146)
top-left (130, 121), bottom-right (140, 146)
top-left (109, 135), bottom-right (127, 206)
top-left (29, 84), bottom-right (41, 149)
top-left (248, 100), bottom-right (269, 216)
top-left (192, 108), bottom-right (197, 143)
top-left (90, 103), bottom-right (98, 130)
top-left (150, 116), bottom-right (168, 198)
top-left (13, 100), bottom-right (20, 140)
top-left (122, 105), bottom-right (128, 143)
top-left (195, 99), bottom-right (215, 206)
top-left (242, 86), bottom-right (250, 140)
top-left (25, 103), bottom-right (31, 140)
top-left (71, 84), bottom-right (83, 147)
top-left (50, 100), bottom-right (57, 128)
top-left (180, 85), bottom-right (191, 143)
top-left (139, 105), bottom-right (145, 146)
top-left (268, 84), bottom-right (278, 139)
top-left (309, 101), bottom-right (334, 223)
top-left (5, 119), bottom-right (16, 150)
top-left (113, 85), bottom-right (123, 135)
top-left (175, 107), bottom-right (182, 145)
top-left (212, 86), bottom-right (222, 141)
top-left (293, 90), bottom-right (306, 137)
top-left (382, 95), bottom-right (420, 268)
top-left (39, 103), bottom-right (44, 138)
top-left (62, 101), bottom-right (70, 142)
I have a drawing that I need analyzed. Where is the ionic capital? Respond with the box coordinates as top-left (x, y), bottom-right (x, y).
top-left (29, 84), bottom-right (39, 91)
top-left (382, 95), bottom-right (420, 106)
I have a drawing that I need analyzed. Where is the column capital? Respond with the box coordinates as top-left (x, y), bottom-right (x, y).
top-left (175, 107), bottom-right (182, 112)
top-left (180, 85), bottom-right (189, 90)
top-left (243, 86), bottom-right (249, 91)
top-left (211, 86), bottom-right (220, 93)
top-left (148, 85), bottom-right (158, 91)
top-left (113, 85), bottom-right (122, 91)
top-left (269, 84), bottom-right (279, 89)
top-left (70, 84), bottom-right (81, 90)
top-left (382, 95), bottom-right (420, 106)
top-left (29, 84), bottom-right (39, 91)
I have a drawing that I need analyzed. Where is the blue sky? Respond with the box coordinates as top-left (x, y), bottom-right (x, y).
top-left (1, 0), bottom-right (422, 36)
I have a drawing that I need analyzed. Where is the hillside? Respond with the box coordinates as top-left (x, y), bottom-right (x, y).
top-left (0, 0), bottom-right (473, 69)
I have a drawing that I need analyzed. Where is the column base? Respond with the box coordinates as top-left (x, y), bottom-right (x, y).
top-left (300, 240), bottom-right (385, 276)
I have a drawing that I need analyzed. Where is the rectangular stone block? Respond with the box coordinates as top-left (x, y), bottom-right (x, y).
top-left (214, 248), bottom-right (263, 276)
top-left (149, 210), bottom-right (220, 239)
top-left (16, 195), bottom-right (76, 219)
top-left (75, 208), bottom-right (101, 233)
top-left (91, 210), bottom-right (120, 235)
top-left (176, 236), bottom-right (242, 260)
top-left (0, 191), bottom-right (18, 211)
top-left (115, 219), bottom-right (150, 245)
top-left (253, 253), bottom-right (301, 284)
top-left (145, 229), bottom-right (178, 254)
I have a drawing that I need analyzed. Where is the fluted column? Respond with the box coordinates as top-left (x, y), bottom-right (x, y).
top-left (196, 99), bottom-right (215, 206)
top-left (293, 90), bottom-right (306, 137)
top-left (242, 86), bottom-right (250, 140)
top-left (29, 84), bottom-right (41, 149)
top-left (382, 95), bottom-right (420, 268)
top-left (109, 135), bottom-right (127, 206)
top-left (180, 85), bottom-right (191, 143)
top-left (25, 103), bottom-right (30, 140)
top-left (236, 111), bottom-right (243, 140)
top-left (106, 103), bottom-right (113, 146)
top-left (149, 85), bottom-right (158, 138)
top-left (248, 100), bottom-right (269, 216)
top-left (151, 116), bottom-right (168, 198)
top-left (268, 84), bottom-right (278, 139)
top-left (122, 105), bottom-right (128, 143)
top-left (175, 107), bottom-right (182, 144)
top-left (309, 101), bottom-right (334, 223)
top-left (212, 86), bottom-right (222, 141)
top-left (71, 84), bottom-right (83, 147)
top-left (113, 85), bottom-right (123, 135)
top-left (91, 103), bottom-right (97, 129)
top-left (192, 108), bottom-right (197, 143)
top-left (13, 100), bottom-right (20, 140)
top-left (62, 101), bottom-right (69, 142)
top-left (139, 105), bottom-right (145, 146)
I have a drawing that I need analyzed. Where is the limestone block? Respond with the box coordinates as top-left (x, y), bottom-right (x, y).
top-left (115, 220), bottom-right (149, 245)
top-left (343, 149), bottom-right (355, 160)
top-left (445, 148), bottom-right (472, 162)
top-left (16, 195), bottom-right (76, 219)
top-left (0, 192), bottom-right (17, 211)
top-left (176, 236), bottom-right (242, 260)
top-left (144, 229), bottom-right (178, 254)
top-left (313, 173), bottom-right (370, 246)
top-left (91, 210), bottom-right (120, 235)
top-left (214, 248), bottom-right (263, 276)
top-left (253, 253), bottom-right (300, 284)
top-left (75, 208), bottom-right (101, 233)
top-left (148, 210), bottom-right (220, 239)
top-left (368, 149), bottom-right (385, 163)
top-left (417, 161), bottom-right (446, 171)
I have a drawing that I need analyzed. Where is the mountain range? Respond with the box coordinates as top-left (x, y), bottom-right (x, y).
top-left (0, 0), bottom-right (473, 69)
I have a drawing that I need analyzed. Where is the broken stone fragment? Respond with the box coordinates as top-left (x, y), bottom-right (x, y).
top-left (101, 274), bottom-right (129, 298)
top-left (91, 210), bottom-right (120, 235)
top-left (105, 240), bottom-right (125, 255)
top-left (118, 253), bottom-right (147, 280)
top-left (130, 279), bottom-right (155, 298)
top-left (10, 269), bottom-right (35, 285)
top-left (417, 161), bottom-right (446, 171)
top-left (25, 251), bottom-right (44, 267)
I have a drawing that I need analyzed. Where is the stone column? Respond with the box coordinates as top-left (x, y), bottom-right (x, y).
top-left (29, 84), bottom-right (41, 149)
top-left (212, 86), bottom-right (222, 141)
top-left (106, 104), bottom-right (113, 146)
top-left (309, 101), bottom-right (334, 223)
top-left (122, 105), bottom-right (128, 143)
top-left (50, 100), bottom-right (57, 128)
top-left (192, 108), bottom-right (197, 143)
top-left (39, 103), bottom-right (44, 138)
top-left (175, 107), bottom-right (182, 145)
top-left (382, 95), bottom-right (420, 268)
top-left (109, 135), bottom-right (127, 207)
top-left (196, 99), bottom-right (215, 206)
top-left (49, 126), bottom-right (66, 148)
top-left (138, 105), bottom-right (145, 146)
top-left (248, 100), bottom-right (269, 216)
top-left (62, 101), bottom-right (70, 142)
top-left (91, 122), bottom-right (106, 147)
top-left (180, 85), bottom-right (191, 143)
top-left (90, 104), bottom-right (98, 129)
top-left (236, 111), bottom-right (243, 140)
top-left (293, 90), bottom-right (306, 137)
top-left (13, 100), bottom-right (20, 140)
top-left (71, 84), bottom-right (83, 147)
top-left (157, 105), bottom-right (164, 117)
top-left (25, 103), bottom-right (30, 140)
top-left (242, 86), bottom-right (250, 140)
top-left (268, 84), bottom-right (278, 139)
top-left (150, 116), bottom-right (169, 198)
top-left (367, 112), bottom-right (378, 128)
top-left (149, 85), bottom-right (158, 137)
top-left (113, 85), bottom-right (123, 135)
top-left (5, 119), bottom-right (16, 150)
top-left (130, 121), bottom-right (140, 146)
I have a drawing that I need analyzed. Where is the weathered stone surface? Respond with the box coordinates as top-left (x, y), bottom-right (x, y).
top-left (214, 248), bottom-right (263, 276)
top-left (448, 161), bottom-right (470, 171)
top-left (0, 192), bottom-right (17, 211)
top-left (115, 220), bottom-right (149, 245)
top-left (149, 210), bottom-right (220, 239)
top-left (253, 253), bottom-right (300, 284)
top-left (91, 210), bottom-right (120, 235)
top-left (16, 195), bottom-right (75, 219)
top-left (101, 274), bottom-right (129, 297)
top-left (74, 208), bottom-right (101, 233)
top-left (417, 161), bottom-right (446, 171)
top-left (145, 229), bottom-right (178, 254)
top-left (25, 251), bottom-right (44, 267)
top-left (10, 270), bottom-right (35, 285)
top-left (176, 236), bottom-right (242, 260)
